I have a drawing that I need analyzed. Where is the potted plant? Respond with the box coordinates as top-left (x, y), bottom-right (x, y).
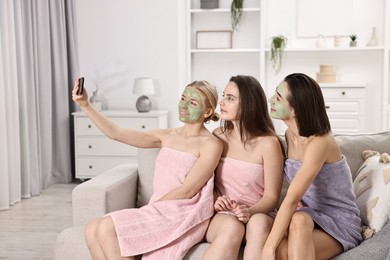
top-left (270, 35), bottom-right (287, 74)
top-left (231, 0), bottom-right (244, 32)
top-left (350, 34), bottom-right (357, 47)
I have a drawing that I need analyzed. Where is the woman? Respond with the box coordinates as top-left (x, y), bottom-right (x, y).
top-left (72, 79), bottom-right (223, 260)
top-left (263, 73), bottom-right (362, 259)
top-left (203, 75), bottom-right (285, 260)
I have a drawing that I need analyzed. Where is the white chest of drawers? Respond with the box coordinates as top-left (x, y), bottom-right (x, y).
top-left (73, 110), bottom-right (168, 179)
top-left (320, 83), bottom-right (366, 134)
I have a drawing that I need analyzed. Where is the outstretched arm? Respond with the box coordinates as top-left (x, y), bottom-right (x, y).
top-left (72, 79), bottom-right (162, 148)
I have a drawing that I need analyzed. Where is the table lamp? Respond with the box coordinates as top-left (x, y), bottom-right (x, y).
top-left (133, 77), bottom-right (155, 112)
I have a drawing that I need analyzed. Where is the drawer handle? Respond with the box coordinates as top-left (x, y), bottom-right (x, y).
top-left (88, 124), bottom-right (92, 128)
top-left (325, 106), bottom-right (330, 109)
top-left (89, 165), bottom-right (93, 169)
top-left (88, 145), bottom-right (92, 149)
top-left (142, 125), bottom-right (146, 129)
top-left (341, 91), bottom-right (346, 95)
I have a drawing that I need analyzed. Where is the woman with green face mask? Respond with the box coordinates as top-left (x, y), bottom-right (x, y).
top-left (203, 75), bottom-right (285, 259)
top-left (263, 73), bottom-right (362, 260)
top-left (72, 79), bottom-right (222, 260)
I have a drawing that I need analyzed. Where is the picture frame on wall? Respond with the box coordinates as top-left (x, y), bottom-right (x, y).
top-left (196, 30), bottom-right (232, 49)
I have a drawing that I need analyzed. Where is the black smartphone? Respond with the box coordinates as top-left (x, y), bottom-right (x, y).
top-left (77, 77), bottom-right (85, 95)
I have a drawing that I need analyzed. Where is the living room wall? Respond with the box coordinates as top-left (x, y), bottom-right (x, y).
top-left (75, 0), bottom-right (389, 131)
top-left (74, 0), bottom-right (186, 127)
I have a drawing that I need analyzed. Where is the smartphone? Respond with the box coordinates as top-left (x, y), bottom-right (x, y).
top-left (77, 77), bottom-right (85, 95)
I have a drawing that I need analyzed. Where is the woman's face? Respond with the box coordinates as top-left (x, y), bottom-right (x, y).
top-left (268, 81), bottom-right (292, 120)
top-left (178, 86), bottom-right (205, 123)
top-left (219, 81), bottom-right (240, 121)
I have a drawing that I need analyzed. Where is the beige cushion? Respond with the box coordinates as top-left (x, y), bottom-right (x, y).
top-left (354, 151), bottom-right (390, 232)
top-left (136, 148), bottom-right (160, 207)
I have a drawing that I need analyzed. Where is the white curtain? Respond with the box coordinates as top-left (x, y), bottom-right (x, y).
top-left (0, 0), bottom-right (78, 210)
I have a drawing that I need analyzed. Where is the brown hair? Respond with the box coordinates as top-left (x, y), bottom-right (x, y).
top-left (222, 75), bottom-right (277, 145)
top-left (284, 73), bottom-right (331, 137)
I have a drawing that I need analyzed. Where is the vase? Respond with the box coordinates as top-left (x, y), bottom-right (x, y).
top-left (316, 35), bottom-right (326, 48)
top-left (90, 90), bottom-right (102, 111)
top-left (367, 27), bottom-right (377, 46)
top-left (350, 41), bottom-right (357, 47)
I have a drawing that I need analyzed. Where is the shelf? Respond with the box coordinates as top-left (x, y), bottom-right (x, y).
top-left (187, 0), bottom-right (388, 132)
top-left (190, 8), bottom-right (260, 13)
top-left (265, 46), bottom-right (384, 52)
top-left (191, 48), bottom-right (260, 53)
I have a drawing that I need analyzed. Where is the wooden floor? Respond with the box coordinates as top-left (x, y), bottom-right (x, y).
top-left (0, 183), bottom-right (79, 259)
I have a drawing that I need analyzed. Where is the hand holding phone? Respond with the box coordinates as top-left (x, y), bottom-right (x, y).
top-left (77, 77), bottom-right (85, 95)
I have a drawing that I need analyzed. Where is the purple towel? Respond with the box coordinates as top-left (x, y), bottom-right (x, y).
top-left (285, 156), bottom-right (362, 251)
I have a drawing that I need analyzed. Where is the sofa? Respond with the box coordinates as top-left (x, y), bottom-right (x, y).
top-left (55, 131), bottom-right (390, 260)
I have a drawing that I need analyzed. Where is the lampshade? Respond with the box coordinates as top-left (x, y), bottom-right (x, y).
top-left (132, 77), bottom-right (155, 95)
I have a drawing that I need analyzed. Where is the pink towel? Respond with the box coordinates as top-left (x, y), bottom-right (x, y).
top-left (108, 148), bottom-right (214, 259)
top-left (215, 157), bottom-right (265, 206)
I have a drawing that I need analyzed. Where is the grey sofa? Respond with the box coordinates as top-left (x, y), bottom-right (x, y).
top-left (55, 131), bottom-right (390, 260)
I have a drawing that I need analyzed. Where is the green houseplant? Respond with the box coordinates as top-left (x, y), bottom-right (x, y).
top-left (270, 35), bottom-right (287, 74)
top-left (350, 34), bottom-right (357, 47)
top-left (231, 0), bottom-right (244, 32)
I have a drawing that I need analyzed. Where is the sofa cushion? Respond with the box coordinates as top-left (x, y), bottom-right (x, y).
top-left (137, 148), bottom-right (160, 207)
top-left (334, 131), bottom-right (390, 180)
top-left (135, 132), bottom-right (390, 210)
top-left (353, 151), bottom-right (390, 232)
top-left (332, 220), bottom-right (390, 260)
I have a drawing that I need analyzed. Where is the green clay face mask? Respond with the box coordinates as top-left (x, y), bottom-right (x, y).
top-left (269, 82), bottom-right (291, 120)
top-left (178, 87), bottom-right (204, 123)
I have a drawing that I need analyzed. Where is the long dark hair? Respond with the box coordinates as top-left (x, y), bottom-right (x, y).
top-left (284, 73), bottom-right (331, 137)
top-left (222, 75), bottom-right (277, 145)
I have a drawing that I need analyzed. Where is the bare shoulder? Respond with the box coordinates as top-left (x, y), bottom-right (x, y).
top-left (200, 130), bottom-right (223, 154)
top-left (306, 133), bottom-right (341, 162)
top-left (307, 133), bottom-right (333, 147)
top-left (205, 130), bottom-right (223, 147)
top-left (258, 135), bottom-right (282, 150)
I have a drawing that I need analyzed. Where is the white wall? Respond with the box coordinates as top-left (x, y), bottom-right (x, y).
top-left (74, 0), bottom-right (186, 127)
top-left (74, 0), bottom-right (388, 131)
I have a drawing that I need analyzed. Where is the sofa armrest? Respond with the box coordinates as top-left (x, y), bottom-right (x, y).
top-left (72, 163), bottom-right (138, 226)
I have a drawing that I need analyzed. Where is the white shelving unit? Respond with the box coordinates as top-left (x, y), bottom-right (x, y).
top-left (186, 0), bottom-right (390, 133)
top-left (186, 0), bottom-right (264, 131)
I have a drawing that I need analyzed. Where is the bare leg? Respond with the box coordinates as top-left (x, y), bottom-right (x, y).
top-left (287, 211), bottom-right (343, 260)
top-left (313, 229), bottom-right (344, 260)
top-left (203, 213), bottom-right (245, 260)
top-left (287, 211), bottom-right (315, 260)
top-left (243, 213), bottom-right (273, 260)
top-left (96, 216), bottom-right (134, 260)
top-left (85, 218), bottom-right (107, 260)
top-left (275, 237), bottom-right (288, 260)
